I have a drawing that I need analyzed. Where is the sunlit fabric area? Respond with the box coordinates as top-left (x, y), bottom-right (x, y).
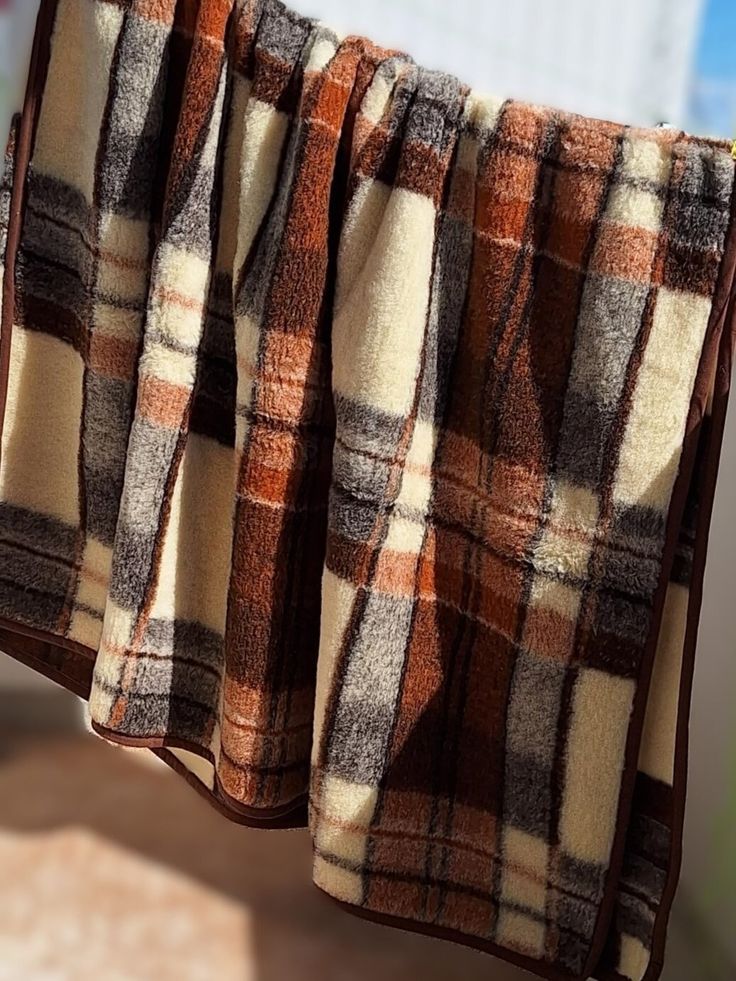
top-left (1, 2), bottom-right (735, 980)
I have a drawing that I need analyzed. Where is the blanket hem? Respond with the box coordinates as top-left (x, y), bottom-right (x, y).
top-left (638, 189), bottom-right (736, 981)
top-left (0, 617), bottom-right (310, 828)
top-left (316, 886), bottom-right (597, 981)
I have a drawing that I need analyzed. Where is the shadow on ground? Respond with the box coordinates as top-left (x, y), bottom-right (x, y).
top-left (0, 712), bottom-right (527, 981)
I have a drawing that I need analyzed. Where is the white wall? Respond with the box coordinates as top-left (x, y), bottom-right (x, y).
top-left (3, 0), bottom-right (704, 130)
top-left (307, 0), bottom-right (704, 127)
top-left (0, 1), bottom-right (41, 141)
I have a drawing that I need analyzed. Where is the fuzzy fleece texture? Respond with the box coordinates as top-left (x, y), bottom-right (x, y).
top-left (1, 2), bottom-right (736, 980)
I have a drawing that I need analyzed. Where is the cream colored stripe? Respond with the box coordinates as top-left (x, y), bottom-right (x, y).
top-left (68, 609), bottom-right (103, 650)
top-left (89, 598), bottom-right (135, 723)
top-left (313, 855), bottom-right (363, 904)
top-left (0, 330), bottom-right (83, 524)
top-left (75, 542), bottom-right (110, 611)
top-left (500, 827), bottom-right (549, 913)
top-left (305, 34), bottom-right (339, 73)
top-left (384, 418), bottom-right (437, 554)
top-left (150, 434), bottom-right (236, 634)
top-left (397, 418), bottom-right (436, 508)
top-left (332, 187), bottom-right (437, 416)
top-left (320, 775), bottom-right (378, 828)
top-left (360, 68), bottom-right (396, 126)
top-left (638, 582), bottom-right (688, 784)
top-left (605, 183), bottom-right (664, 233)
top-left (619, 932), bottom-right (650, 981)
top-left (95, 215), bottom-right (152, 305)
top-left (335, 178), bottom-right (391, 312)
top-left (33, 0), bottom-right (124, 200)
top-left (231, 91), bottom-right (289, 451)
top-left (495, 911), bottom-right (545, 957)
top-left (169, 749), bottom-right (216, 792)
top-left (141, 245), bottom-right (210, 386)
top-left (614, 287), bottom-right (712, 509)
top-left (311, 569), bottom-right (357, 764)
top-left (619, 135), bottom-right (673, 186)
top-left (233, 93), bottom-right (289, 279)
top-left (559, 668), bottom-right (635, 864)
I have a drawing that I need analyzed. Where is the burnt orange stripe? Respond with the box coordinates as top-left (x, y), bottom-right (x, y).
top-left (153, 283), bottom-right (205, 313)
top-left (223, 710), bottom-right (312, 736)
top-left (372, 547), bottom-right (424, 596)
top-left (98, 247), bottom-right (148, 272)
top-left (137, 373), bottom-right (191, 427)
top-left (217, 742), bottom-right (309, 778)
top-left (130, 0), bottom-right (180, 26)
top-left (88, 332), bottom-right (139, 379)
top-left (591, 221), bottom-right (659, 282)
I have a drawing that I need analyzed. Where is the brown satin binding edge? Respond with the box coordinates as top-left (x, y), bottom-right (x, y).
top-left (0, 618), bottom-right (308, 828)
top-left (153, 743), bottom-right (308, 830)
top-left (0, 0), bottom-right (57, 434)
top-left (0, 617), bottom-right (95, 700)
top-left (0, 1), bottom-right (735, 976)
top-left (89, 720), bottom-right (309, 827)
top-left (317, 889), bottom-right (595, 981)
top-left (637, 207), bottom-right (736, 980)
top-left (597, 170), bottom-right (736, 981)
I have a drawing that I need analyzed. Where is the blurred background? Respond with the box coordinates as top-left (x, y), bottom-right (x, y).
top-left (0, 1), bottom-right (734, 979)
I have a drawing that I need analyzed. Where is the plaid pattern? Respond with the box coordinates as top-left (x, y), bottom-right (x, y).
top-left (309, 78), bottom-right (736, 977)
top-left (1, 2), bottom-right (735, 978)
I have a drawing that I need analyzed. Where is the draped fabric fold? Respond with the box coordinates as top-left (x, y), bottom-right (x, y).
top-left (1, 2), bottom-right (735, 979)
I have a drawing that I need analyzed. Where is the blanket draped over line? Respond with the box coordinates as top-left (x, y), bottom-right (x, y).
top-left (1, 1), bottom-right (735, 979)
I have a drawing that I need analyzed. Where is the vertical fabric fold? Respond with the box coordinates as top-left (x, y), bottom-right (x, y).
top-left (90, 0), bottom-right (238, 746)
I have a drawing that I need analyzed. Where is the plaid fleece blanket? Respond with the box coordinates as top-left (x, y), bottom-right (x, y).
top-left (2, 1), bottom-right (735, 978)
